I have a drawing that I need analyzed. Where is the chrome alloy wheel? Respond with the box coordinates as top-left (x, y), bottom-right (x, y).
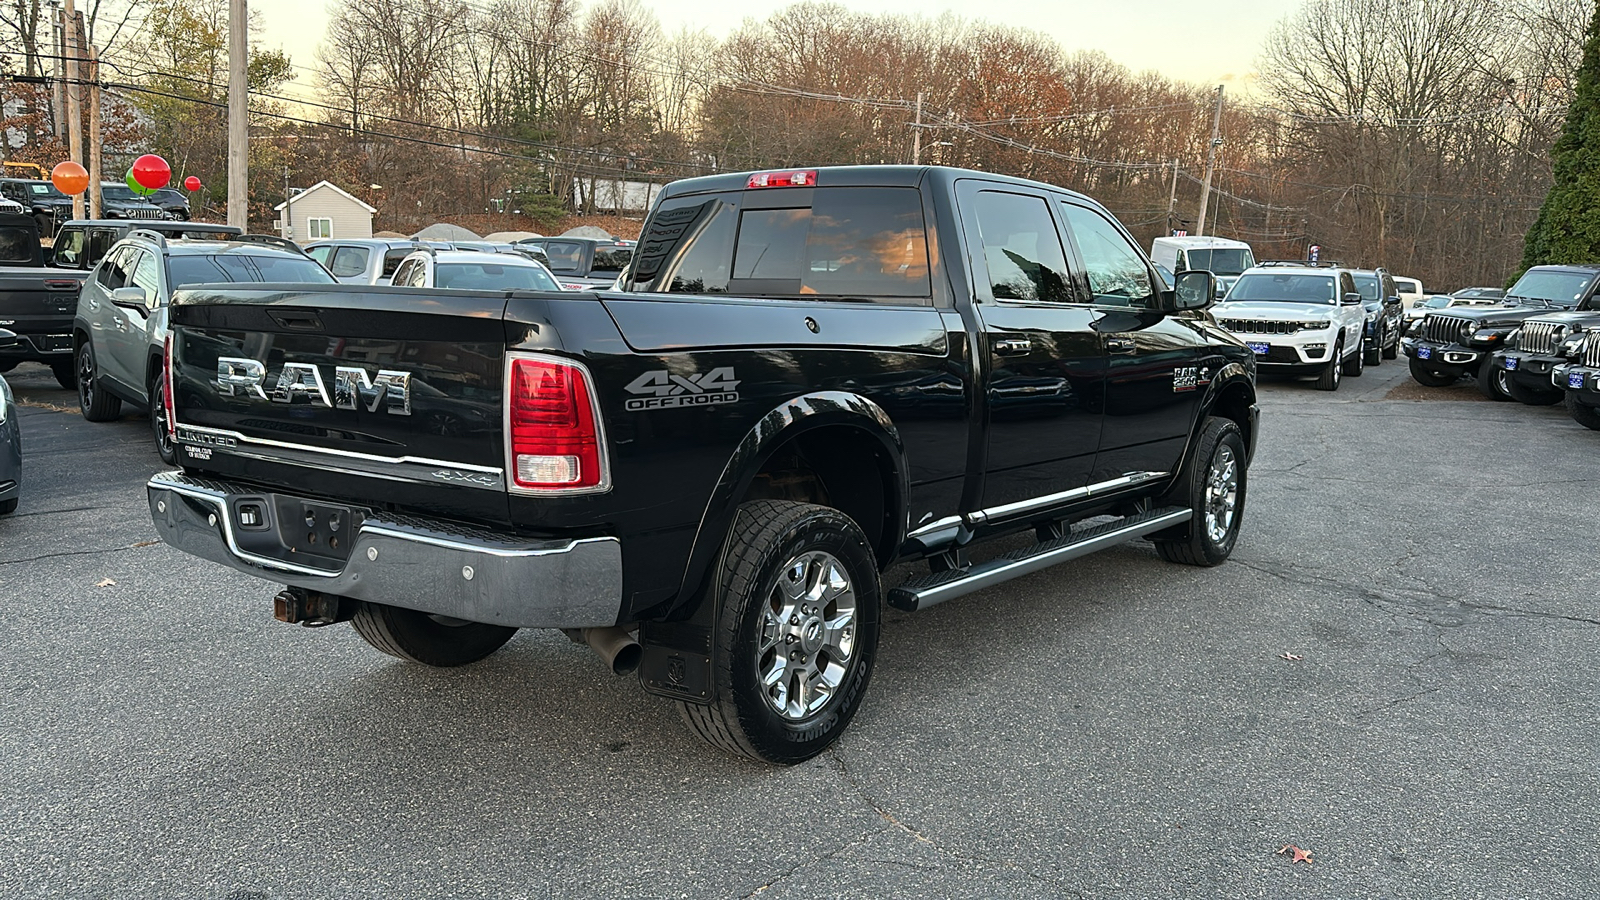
top-left (756, 550), bottom-right (858, 721)
top-left (1204, 444), bottom-right (1239, 544)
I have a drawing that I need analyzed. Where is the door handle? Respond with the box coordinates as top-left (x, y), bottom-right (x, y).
top-left (993, 338), bottom-right (1032, 356)
top-left (1106, 337), bottom-right (1137, 354)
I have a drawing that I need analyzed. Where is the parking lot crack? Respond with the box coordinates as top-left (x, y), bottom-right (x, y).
top-left (738, 822), bottom-right (895, 898)
top-left (0, 542), bottom-right (160, 568)
top-left (825, 748), bottom-right (1083, 896)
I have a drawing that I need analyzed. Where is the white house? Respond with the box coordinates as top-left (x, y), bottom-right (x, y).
top-left (275, 181), bottom-right (377, 243)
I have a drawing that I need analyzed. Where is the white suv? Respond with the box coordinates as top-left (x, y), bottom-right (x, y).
top-left (389, 249), bottom-right (563, 291)
top-left (1213, 262), bottom-right (1368, 390)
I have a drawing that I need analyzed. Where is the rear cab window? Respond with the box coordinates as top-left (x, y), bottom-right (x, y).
top-left (631, 186), bottom-right (932, 305)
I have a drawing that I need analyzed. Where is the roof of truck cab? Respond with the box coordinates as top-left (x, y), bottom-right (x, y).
top-left (654, 165), bottom-right (1097, 206)
top-left (1151, 235), bottom-right (1252, 249)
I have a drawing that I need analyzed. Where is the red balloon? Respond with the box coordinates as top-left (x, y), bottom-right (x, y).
top-left (183, 176), bottom-right (201, 192)
top-left (130, 154), bottom-right (171, 190)
top-left (51, 161), bottom-right (89, 196)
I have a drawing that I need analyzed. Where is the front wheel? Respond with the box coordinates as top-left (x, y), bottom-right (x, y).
top-left (1345, 339), bottom-right (1365, 377)
top-left (1408, 358), bottom-right (1456, 387)
top-left (1566, 393), bottom-right (1600, 431)
top-left (1154, 417), bottom-right (1247, 566)
top-left (1476, 361), bottom-right (1513, 401)
top-left (677, 500), bottom-right (881, 765)
top-left (1316, 341), bottom-right (1343, 391)
top-left (350, 602), bottom-right (517, 666)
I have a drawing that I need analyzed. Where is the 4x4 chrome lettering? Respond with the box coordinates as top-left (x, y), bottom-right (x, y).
top-left (623, 366), bottom-right (740, 411)
top-left (215, 356), bottom-right (412, 414)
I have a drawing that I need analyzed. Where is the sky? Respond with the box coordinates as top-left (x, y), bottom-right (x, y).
top-left (256, 0), bottom-right (1300, 95)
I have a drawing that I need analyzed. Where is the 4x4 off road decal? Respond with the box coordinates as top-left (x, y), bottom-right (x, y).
top-left (624, 367), bottom-right (740, 411)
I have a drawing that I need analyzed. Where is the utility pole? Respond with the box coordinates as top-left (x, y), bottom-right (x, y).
top-left (62, 0), bottom-right (83, 221)
top-left (1195, 84), bottom-right (1225, 238)
top-left (227, 0), bottom-right (249, 230)
top-left (50, 2), bottom-right (65, 140)
top-left (1167, 158), bottom-right (1180, 233)
top-left (911, 91), bottom-right (923, 165)
top-left (282, 165), bottom-right (290, 239)
top-left (85, 21), bottom-right (100, 219)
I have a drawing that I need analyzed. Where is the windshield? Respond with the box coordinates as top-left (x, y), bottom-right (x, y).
top-left (1423, 295), bottom-right (1451, 309)
top-left (168, 253), bottom-right (336, 287)
top-left (1505, 270), bottom-right (1596, 308)
top-left (1351, 274), bottom-right (1381, 301)
top-left (434, 261), bottom-right (560, 291)
top-left (1184, 247), bottom-right (1255, 277)
top-left (28, 182), bottom-right (67, 199)
top-left (101, 184), bottom-right (154, 203)
top-left (1225, 272), bottom-right (1335, 304)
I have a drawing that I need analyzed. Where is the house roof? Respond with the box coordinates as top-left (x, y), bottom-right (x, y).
top-left (274, 180), bottom-right (377, 214)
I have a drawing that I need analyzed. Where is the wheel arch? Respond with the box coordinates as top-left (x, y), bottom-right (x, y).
top-left (1202, 365), bottom-right (1258, 463)
top-left (672, 391), bottom-right (909, 617)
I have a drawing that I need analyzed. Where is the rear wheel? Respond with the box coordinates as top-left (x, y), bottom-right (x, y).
top-left (350, 602), bottom-right (517, 666)
top-left (0, 498), bottom-right (16, 515)
top-left (677, 500), bottom-right (880, 765)
top-left (1408, 358), bottom-right (1456, 387)
top-left (1476, 360), bottom-right (1513, 401)
top-left (1566, 393), bottom-right (1600, 431)
top-left (50, 360), bottom-right (75, 390)
top-left (75, 342), bottom-right (122, 421)
top-left (149, 367), bottom-right (177, 464)
top-left (1154, 417), bottom-right (1247, 566)
top-left (1316, 341), bottom-right (1343, 391)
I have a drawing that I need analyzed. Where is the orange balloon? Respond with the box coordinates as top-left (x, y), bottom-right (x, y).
top-left (51, 161), bottom-right (89, 196)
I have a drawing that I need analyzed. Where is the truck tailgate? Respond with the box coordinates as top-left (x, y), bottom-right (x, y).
top-left (168, 286), bottom-right (514, 525)
top-left (0, 267), bottom-right (83, 348)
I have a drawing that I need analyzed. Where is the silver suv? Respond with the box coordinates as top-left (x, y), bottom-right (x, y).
top-left (72, 231), bottom-right (334, 461)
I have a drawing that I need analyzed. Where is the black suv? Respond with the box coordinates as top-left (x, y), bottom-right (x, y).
top-left (1350, 268), bottom-right (1404, 365)
top-left (514, 236), bottom-right (633, 289)
top-left (1402, 265), bottom-right (1600, 399)
top-left (147, 188), bottom-right (191, 220)
top-left (0, 178), bottom-right (74, 234)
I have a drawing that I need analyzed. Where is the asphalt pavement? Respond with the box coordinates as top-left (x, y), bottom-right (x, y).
top-left (1, 357), bottom-right (1595, 899)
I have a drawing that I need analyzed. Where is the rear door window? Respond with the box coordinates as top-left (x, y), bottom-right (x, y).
top-left (87, 228), bottom-right (119, 268)
top-left (330, 246), bottom-right (370, 278)
top-left (97, 246), bottom-right (131, 289)
top-left (727, 187), bottom-right (930, 300)
top-left (970, 191), bottom-right (1072, 303)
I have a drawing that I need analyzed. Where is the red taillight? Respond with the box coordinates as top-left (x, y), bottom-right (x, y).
top-left (747, 169), bottom-right (818, 189)
top-left (507, 356), bottom-right (607, 492)
top-left (162, 333), bottom-right (176, 440)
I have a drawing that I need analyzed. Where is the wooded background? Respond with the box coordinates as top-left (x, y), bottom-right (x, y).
top-left (1, 0), bottom-right (1592, 290)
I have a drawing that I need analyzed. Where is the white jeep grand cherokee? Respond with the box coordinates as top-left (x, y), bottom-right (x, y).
top-left (1213, 262), bottom-right (1369, 391)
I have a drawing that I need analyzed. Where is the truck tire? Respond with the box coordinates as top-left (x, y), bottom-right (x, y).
top-left (1316, 341), bottom-right (1343, 390)
top-left (677, 500), bottom-right (881, 765)
top-left (1408, 358), bottom-right (1455, 387)
top-left (149, 367), bottom-right (177, 464)
top-left (0, 498), bottom-right (16, 515)
top-left (76, 342), bottom-right (122, 421)
top-left (50, 360), bottom-right (75, 390)
top-left (1153, 417), bottom-right (1246, 567)
top-left (1566, 393), bottom-right (1600, 431)
top-left (1476, 360), bottom-right (1513, 401)
top-left (350, 602), bottom-right (517, 667)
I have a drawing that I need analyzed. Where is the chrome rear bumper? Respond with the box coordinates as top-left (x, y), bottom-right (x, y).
top-left (146, 471), bottom-right (623, 628)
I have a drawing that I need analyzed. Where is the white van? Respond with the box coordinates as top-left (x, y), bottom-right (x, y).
top-left (1150, 236), bottom-right (1256, 295)
top-left (1392, 276), bottom-right (1425, 309)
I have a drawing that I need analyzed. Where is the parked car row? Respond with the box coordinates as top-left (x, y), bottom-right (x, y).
top-left (1207, 260), bottom-right (1403, 391)
top-left (1402, 264), bottom-right (1600, 431)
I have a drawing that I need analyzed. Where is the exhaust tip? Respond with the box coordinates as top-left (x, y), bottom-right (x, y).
top-left (583, 626), bottom-right (642, 676)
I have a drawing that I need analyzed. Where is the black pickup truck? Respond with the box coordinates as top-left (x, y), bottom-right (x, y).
top-left (146, 166), bottom-right (1259, 763)
top-left (0, 212), bottom-right (90, 386)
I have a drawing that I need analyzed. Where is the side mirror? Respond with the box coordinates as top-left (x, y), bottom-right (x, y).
top-left (0, 328), bottom-right (16, 350)
top-left (1342, 292), bottom-right (1362, 306)
top-left (111, 286), bottom-right (148, 308)
top-left (1170, 270), bottom-right (1215, 311)
top-left (1385, 295), bottom-right (1401, 305)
